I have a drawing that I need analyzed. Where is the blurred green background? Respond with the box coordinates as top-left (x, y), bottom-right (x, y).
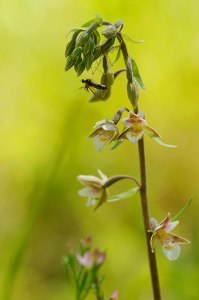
top-left (0, 0), bottom-right (199, 299)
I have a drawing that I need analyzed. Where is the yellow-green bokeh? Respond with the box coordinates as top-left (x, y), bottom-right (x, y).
top-left (0, 0), bottom-right (199, 299)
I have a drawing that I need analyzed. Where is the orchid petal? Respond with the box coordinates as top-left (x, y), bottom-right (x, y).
top-left (163, 244), bottom-right (181, 261)
top-left (126, 131), bottom-right (144, 144)
top-left (94, 188), bottom-right (108, 210)
top-left (165, 221), bottom-right (179, 232)
top-left (78, 186), bottom-right (102, 197)
top-left (88, 128), bottom-right (103, 138)
top-left (93, 135), bottom-right (110, 151)
top-left (122, 117), bottom-right (135, 127)
top-left (166, 233), bottom-right (190, 244)
top-left (86, 197), bottom-right (96, 206)
top-left (77, 175), bottom-right (103, 187)
top-left (97, 169), bottom-right (108, 182)
top-left (101, 123), bottom-right (117, 131)
top-left (142, 125), bottom-right (160, 138)
top-left (160, 213), bottom-right (171, 228)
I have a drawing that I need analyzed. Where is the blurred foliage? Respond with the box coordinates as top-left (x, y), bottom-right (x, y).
top-left (0, 0), bottom-right (199, 299)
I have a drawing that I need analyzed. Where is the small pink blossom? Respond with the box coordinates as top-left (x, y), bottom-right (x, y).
top-left (76, 251), bottom-right (93, 267)
top-left (110, 289), bottom-right (119, 299)
top-left (76, 248), bottom-right (106, 268)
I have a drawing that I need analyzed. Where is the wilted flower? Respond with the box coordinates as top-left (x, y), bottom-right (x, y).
top-left (110, 289), bottom-right (119, 299)
top-left (76, 248), bottom-right (106, 268)
top-left (77, 169), bottom-right (109, 209)
top-left (150, 213), bottom-right (190, 261)
top-left (88, 119), bottom-right (119, 151)
top-left (117, 111), bottom-right (160, 144)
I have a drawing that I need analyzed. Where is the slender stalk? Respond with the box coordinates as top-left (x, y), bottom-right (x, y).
top-left (113, 24), bottom-right (162, 299)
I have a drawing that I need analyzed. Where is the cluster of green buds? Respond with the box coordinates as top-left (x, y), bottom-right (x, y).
top-left (65, 14), bottom-right (119, 76)
top-left (65, 14), bottom-right (147, 107)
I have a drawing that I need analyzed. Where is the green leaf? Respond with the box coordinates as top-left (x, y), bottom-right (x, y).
top-left (93, 30), bottom-right (101, 45)
top-left (131, 58), bottom-right (146, 90)
top-left (111, 47), bottom-right (121, 66)
top-left (82, 14), bottom-right (103, 27)
top-left (66, 27), bottom-right (85, 38)
top-left (153, 137), bottom-right (177, 148)
top-left (121, 32), bottom-right (145, 43)
top-left (171, 198), bottom-right (192, 221)
top-left (72, 47), bottom-right (82, 58)
top-left (89, 37), bottom-right (95, 56)
top-left (110, 140), bottom-right (123, 150)
top-left (107, 187), bottom-right (139, 203)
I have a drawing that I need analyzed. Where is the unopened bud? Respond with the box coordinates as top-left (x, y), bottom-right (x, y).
top-left (76, 22), bottom-right (99, 47)
top-left (127, 79), bottom-right (139, 109)
top-left (101, 25), bottom-right (117, 39)
top-left (65, 53), bottom-right (75, 71)
top-left (126, 56), bottom-right (133, 83)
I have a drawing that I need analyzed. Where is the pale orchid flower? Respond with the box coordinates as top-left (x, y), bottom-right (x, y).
top-left (117, 111), bottom-right (160, 144)
top-left (88, 119), bottom-right (119, 151)
top-left (150, 213), bottom-right (190, 261)
top-left (77, 169), bottom-right (109, 209)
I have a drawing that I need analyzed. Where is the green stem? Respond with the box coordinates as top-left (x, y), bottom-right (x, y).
top-left (113, 23), bottom-right (162, 300)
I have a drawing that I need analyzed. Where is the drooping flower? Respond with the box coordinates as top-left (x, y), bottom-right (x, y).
top-left (77, 169), bottom-right (109, 209)
top-left (117, 111), bottom-right (160, 144)
top-left (150, 213), bottom-right (190, 261)
top-left (76, 248), bottom-right (106, 268)
top-left (110, 289), bottom-right (119, 299)
top-left (88, 119), bottom-right (119, 151)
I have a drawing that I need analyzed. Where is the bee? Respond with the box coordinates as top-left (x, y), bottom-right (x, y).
top-left (82, 79), bottom-right (107, 94)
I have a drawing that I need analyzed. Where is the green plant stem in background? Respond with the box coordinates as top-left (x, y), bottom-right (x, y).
top-left (112, 23), bottom-right (162, 300)
top-left (1, 102), bottom-right (82, 300)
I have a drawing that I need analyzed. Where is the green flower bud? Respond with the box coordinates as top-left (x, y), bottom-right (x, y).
top-left (127, 79), bottom-right (139, 109)
top-left (88, 88), bottom-right (112, 102)
top-left (93, 46), bottom-right (102, 61)
top-left (126, 56), bottom-right (133, 83)
top-left (65, 31), bottom-right (82, 57)
top-left (76, 21), bottom-right (99, 47)
top-left (101, 25), bottom-right (117, 39)
top-left (77, 61), bottom-right (85, 76)
top-left (74, 56), bottom-right (82, 72)
top-left (65, 53), bottom-right (75, 71)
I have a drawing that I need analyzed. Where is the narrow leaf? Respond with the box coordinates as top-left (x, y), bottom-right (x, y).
top-left (111, 47), bottom-right (121, 66)
top-left (107, 187), bottom-right (139, 203)
top-left (110, 140), bottom-right (124, 150)
top-left (121, 32), bottom-right (144, 43)
top-left (131, 58), bottom-right (146, 90)
top-left (153, 137), bottom-right (177, 148)
top-left (66, 27), bottom-right (85, 38)
top-left (171, 199), bottom-right (192, 222)
top-left (121, 32), bottom-right (145, 43)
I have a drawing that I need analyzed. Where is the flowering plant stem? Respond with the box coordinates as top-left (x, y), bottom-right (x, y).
top-left (114, 24), bottom-right (161, 300)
